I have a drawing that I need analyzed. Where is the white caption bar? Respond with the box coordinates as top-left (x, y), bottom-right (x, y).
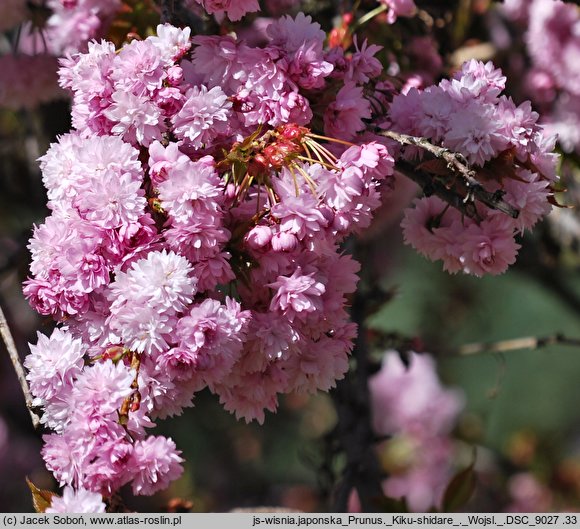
top-left (1, 513), bottom-right (578, 529)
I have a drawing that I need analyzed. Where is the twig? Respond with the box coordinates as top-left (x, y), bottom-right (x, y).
top-left (331, 241), bottom-right (384, 512)
top-left (396, 161), bottom-right (480, 220)
top-left (456, 333), bottom-right (580, 357)
top-left (351, 4), bottom-right (388, 33)
top-left (378, 130), bottom-right (520, 219)
top-left (0, 304), bottom-right (40, 429)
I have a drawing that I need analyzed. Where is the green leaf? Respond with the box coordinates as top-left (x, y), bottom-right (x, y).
top-left (376, 495), bottom-right (409, 513)
top-left (26, 478), bottom-right (57, 513)
top-left (441, 455), bottom-right (477, 513)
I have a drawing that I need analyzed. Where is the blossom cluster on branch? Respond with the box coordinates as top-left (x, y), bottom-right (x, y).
top-left (23, 17), bottom-right (396, 507)
top-left (20, 0), bottom-right (560, 511)
top-left (389, 60), bottom-right (559, 276)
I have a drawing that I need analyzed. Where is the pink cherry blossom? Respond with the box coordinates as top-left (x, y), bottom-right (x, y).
top-left (193, 0), bottom-right (260, 21)
top-left (46, 487), bottom-right (106, 513)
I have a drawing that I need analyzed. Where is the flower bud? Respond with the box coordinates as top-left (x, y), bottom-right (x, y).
top-left (246, 225), bottom-right (272, 248)
top-left (271, 231), bottom-right (298, 252)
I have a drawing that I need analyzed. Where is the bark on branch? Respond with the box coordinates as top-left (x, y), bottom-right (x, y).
top-left (378, 130), bottom-right (520, 219)
top-left (0, 304), bottom-right (40, 429)
top-left (395, 160), bottom-right (481, 220)
top-left (331, 242), bottom-right (384, 512)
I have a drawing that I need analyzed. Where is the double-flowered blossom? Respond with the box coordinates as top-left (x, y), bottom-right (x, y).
top-left (390, 59), bottom-right (558, 276)
top-left (46, 487), bottom-right (106, 513)
top-left (24, 16), bottom-right (397, 509)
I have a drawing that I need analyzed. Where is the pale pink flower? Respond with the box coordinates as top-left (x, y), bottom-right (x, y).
top-left (459, 214), bottom-right (520, 276)
top-left (149, 24), bottom-right (192, 63)
top-left (193, 0), bottom-right (260, 21)
top-left (164, 222), bottom-right (230, 263)
top-left (105, 91), bottom-right (164, 146)
top-left (129, 436), bottom-right (183, 496)
top-left (268, 267), bottom-right (326, 322)
top-left (25, 328), bottom-right (86, 403)
top-left (157, 156), bottom-right (222, 223)
top-left (109, 250), bottom-right (195, 314)
top-left (388, 86), bottom-right (424, 137)
top-left (191, 35), bottom-right (246, 93)
top-left (347, 38), bottom-right (383, 85)
top-left (443, 101), bottom-right (508, 166)
top-left (501, 169), bottom-right (551, 231)
top-left (111, 39), bottom-right (165, 96)
top-left (505, 473), bottom-right (553, 513)
top-left (401, 197), bottom-right (457, 261)
top-left (271, 194), bottom-right (329, 240)
top-left (324, 82), bottom-right (372, 140)
top-left (71, 360), bottom-right (135, 417)
top-left (285, 332), bottom-right (352, 394)
top-left (443, 59), bottom-right (507, 104)
top-left (369, 351), bottom-right (464, 511)
top-left (173, 297), bottom-right (250, 387)
top-left (216, 364), bottom-right (287, 424)
top-left (46, 0), bottom-right (122, 54)
top-left (46, 487), bottom-right (106, 513)
top-left (191, 253), bottom-right (236, 292)
top-left (267, 13), bottom-right (332, 90)
top-left (172, 85), bottom-right (232, 148)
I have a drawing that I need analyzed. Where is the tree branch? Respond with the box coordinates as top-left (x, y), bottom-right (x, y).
top-left (331, 241), bottom-right (384, 512)
top-left (395, 160), bottom-right (481, 220)
top-left (378, 130), bottom-right (520, 219)
top-left (456, 333), bottom-right (580, 357)
top-left (0, 304), bottom-right (40, 429)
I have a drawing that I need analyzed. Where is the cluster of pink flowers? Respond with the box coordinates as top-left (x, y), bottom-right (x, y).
top-left (389, 59), bottom-right (559, 276)
top-left (44, 0), bottom-right (122, 54)
top-left (368, 351), bottom-right (464, 511)
top-left (24, 16), bottom-right (397, 508)
top-left (501, 0), bottom-right (580, 154)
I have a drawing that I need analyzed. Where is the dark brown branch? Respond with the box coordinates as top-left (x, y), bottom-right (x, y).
top-left (331, 241), bottom-right (384, 512)
top-left (395, 161), bottom-right (480, 220)
top-left (378, 130), bottom-right (520, 219)
top-left (0, 304), bottom-right (40, 429)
